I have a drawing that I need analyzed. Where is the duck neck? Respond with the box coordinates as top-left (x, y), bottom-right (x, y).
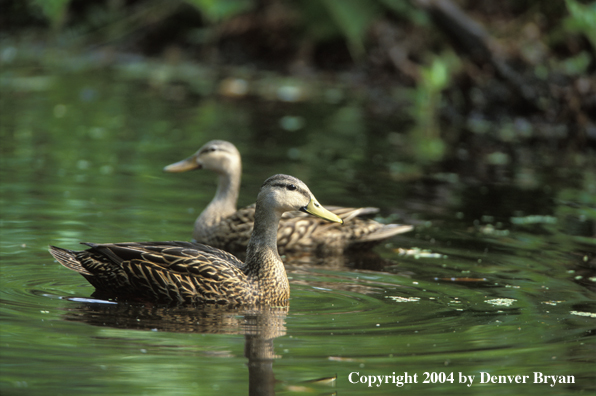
top-left (245, 205), bottom-right (289, 296)
top-left (194, 169), bottom-right (240, 233)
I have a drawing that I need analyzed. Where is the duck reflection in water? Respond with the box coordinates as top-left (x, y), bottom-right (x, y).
top-left (62, 300), bottom-right (288, 395)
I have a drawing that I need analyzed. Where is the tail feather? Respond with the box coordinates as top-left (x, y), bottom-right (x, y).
top-left (329, 207), bottom-right (379, 222)
top-left (48, 246), bottom-right (93, 276)
top-left (354, 224), bottom-right (414, 243)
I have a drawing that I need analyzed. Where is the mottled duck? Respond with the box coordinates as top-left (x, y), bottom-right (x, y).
top-left (164, 140), bottom-right (412, 255)
top-left (49, 174), bottom-right (342, 305)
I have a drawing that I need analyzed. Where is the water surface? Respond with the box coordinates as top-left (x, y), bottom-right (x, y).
top-left (1, 68), bottom-right (594, 395)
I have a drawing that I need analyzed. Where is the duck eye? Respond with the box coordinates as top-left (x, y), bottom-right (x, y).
top-left (287, 184), bottom-right (297, 191)
top-left (201, 147), bottom-right (217, 155)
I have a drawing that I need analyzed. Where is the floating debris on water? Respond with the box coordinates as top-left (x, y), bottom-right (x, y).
top-left (394, 247), bottom-right (447, 259)
top-left (485, 298), bottom-right (517, 306)
top-left (303, 374), bottom-right (337, 385)
top-left (328, 356), bottom-right (357, 362)
top-left (478, 224), bottom-right (510, 236)
top-left (541, 300), bottom-right (564, 306)
top-left (386, 296), bottom-right (421, 302)
top-left (434, 277), bottom-right (488, 282)
top-left (510, 215), bottom-right (557, 225)
top-left (570, 311), bottom-right (596, 318)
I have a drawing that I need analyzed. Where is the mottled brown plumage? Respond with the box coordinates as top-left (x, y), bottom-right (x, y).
top-left (49, 174), bottom-right (343, 305)
top-left (164, 140), bottom-right (412, 255)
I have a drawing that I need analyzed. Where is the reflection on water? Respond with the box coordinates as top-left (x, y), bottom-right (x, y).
top-left (283, 249), bottom-right (402, 271)
top-left (63, 300), bottom-right (287, 396)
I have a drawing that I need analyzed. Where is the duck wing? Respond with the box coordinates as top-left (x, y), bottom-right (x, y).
top-left (196, 205), bottom-right (412, 254)
top-left (49, 241), bottom-right (254, 305)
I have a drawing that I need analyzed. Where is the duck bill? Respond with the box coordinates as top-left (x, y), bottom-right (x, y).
top-left (163, 156), bottom-right (201, 173)
top-left (301, 198), bottom-right (343, 224)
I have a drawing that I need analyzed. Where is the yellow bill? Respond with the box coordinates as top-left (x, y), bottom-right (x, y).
top-left (163, 155), bottom-right (200, 172)
top-left (301, 197), bottom-right (343, 224)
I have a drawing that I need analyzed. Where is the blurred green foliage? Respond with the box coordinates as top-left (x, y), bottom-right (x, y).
top-left (29, 0), bottom-right (70, 30)
top-left (185, 0), bottom-right (253, 22)
top-left (320, 0), bottom-right (381, 59)
top-left (23, 0), bottom-right (594, 64)
top-left (25, 0), bottom-right (425, 58)
top-left (406, 52), bottom-right (460, 162)
top-left (564, 0), bottom-right (596, 49)
top-left (13, 0), bottom-right (596, 168)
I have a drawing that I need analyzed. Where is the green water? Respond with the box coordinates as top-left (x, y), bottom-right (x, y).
top-left (1, 68), bottom-right (595, 395)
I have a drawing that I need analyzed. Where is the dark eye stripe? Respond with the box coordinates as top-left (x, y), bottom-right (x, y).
top-left (264, 176), bottom-right (309, 197)
top-left (270, 182), bottom-right (303, 193)
top-left (200, 146), bottom-right (218, 154)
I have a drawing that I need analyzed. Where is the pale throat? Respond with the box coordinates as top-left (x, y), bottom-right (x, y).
top-left (196, 168), bottom-right (240, 227)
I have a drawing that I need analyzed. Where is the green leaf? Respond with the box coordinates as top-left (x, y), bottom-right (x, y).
top-left (29, 0), bottom-right (71, 28)
top-left (322, 0), bottom-right (381, 59)
top-left (564, 0), bottom-right (596, 48)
